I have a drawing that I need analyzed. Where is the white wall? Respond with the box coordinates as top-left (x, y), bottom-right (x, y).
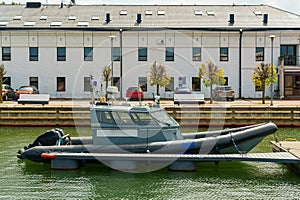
top-left (1, 30), bottom-right (299, 99)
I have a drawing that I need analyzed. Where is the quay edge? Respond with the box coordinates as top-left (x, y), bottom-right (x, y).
top-left (1, 104), bottom-right (300, 127)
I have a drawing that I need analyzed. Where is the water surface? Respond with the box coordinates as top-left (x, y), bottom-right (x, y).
top-left (0, 127), bottom-right (299, 199)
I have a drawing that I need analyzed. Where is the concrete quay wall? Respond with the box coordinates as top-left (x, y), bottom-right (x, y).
top-left (1, 104), bottom-right (300, 127)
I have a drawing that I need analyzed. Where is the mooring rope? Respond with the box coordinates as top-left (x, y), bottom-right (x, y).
top-left (230, 133), bottom-right (247, 154)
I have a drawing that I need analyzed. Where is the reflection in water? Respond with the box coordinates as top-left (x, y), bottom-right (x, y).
top-left (1, 127), bottom-right (300, 199)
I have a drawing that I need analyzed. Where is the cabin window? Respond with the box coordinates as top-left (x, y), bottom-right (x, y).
top-left (151, 110), bottom-right (177, 126)
top-left (111, 112), bottom-right (134, 125)
top-left (96, 111), bottom-right (114, 124)
top-left (130, 112), bottom-right (156, 126)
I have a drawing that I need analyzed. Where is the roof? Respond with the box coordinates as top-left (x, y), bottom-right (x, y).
top-left (0, 4), bottom-right (300, 31)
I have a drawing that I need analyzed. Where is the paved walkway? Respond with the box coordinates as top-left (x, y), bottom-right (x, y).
top-left (1, 99), bottom-right (300, 108)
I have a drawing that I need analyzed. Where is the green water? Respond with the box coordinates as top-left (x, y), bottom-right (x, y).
top-left (1, 127), bottom-right (300, 199)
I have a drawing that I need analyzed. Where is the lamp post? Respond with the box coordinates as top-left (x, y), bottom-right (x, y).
top-left (109, 35), bottom-right (116, 86)
top-left (269, 34), bottom-right (276, 106)
top-left (119, 29), bottom-right (123, 98)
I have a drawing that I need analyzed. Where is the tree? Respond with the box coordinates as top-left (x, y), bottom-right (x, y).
top-left (0, 64), bottom-right (6, 103)
top-left (101, 65), bottom-right (111, 100)
top-left (252, 62), bottom-right (278, 104)
top-left (198, 60), bottom-right (226, 104)
top-left (147, 61), bottom-right (171, 96)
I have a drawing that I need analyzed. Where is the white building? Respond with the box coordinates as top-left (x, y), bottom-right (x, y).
top-left (1, 3), bottom-right (300, 99)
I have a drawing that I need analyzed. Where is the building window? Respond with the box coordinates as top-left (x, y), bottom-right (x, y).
top-left (2, 47), bottom-right (11, 61)
top-left (192, 77), bottom-right (201, 91)
top-left (29, 47), bottom-right (38, 61)
top-left (138, 47), bottom-right (147, 61)
top-left (57, 77), bottom-right (66, 92)
top-left (280, 45), bottom-right (296, 66)
top-left (138, 77), bottom-right (147, 92)
top-left (57, 47), bottom-right (66, 61)
top-left (220, 47), bottom-right (228, 61)
top-left (112, 77), bottom-right (120, 91)
top-left (192, 47), bottom-right (201, 61)
top-left (256, 47), bottom-right (264, 61)
top-left (29, 77), bottom-right (38, 89)
top-left (3, 77), bottom-right (11, 85)
top-left (84, 47), bottom-right (93, 61)
top-left (84, 77), bottom-right (91, 92)
top-left (224, 77), bottom-right (228, 85)
top-left (165, 77), bottom-right (174, 91)
top-left (166, 47), bottom-right (174, 61)
top-left (112, 47), bottom-right (121, 61)
top-left (255, 85), bottom-right (263, 91)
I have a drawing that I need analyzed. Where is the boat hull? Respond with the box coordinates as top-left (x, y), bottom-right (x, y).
top-left (17, 122), bottom-right (277, 163)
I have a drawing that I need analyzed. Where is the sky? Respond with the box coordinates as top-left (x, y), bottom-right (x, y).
top-left (4, 0), bottom-right (300, 15)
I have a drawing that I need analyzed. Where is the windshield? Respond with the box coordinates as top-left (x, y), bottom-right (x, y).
top-left (19, 87), bottom-right (33, 91)
top-left (150, 109), bottom-right (178, 126)
top-left (130, 112), bottom-right (157, 126)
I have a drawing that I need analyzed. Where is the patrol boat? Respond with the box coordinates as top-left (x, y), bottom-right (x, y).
top-left (17, 87), bottom-right (278, 171)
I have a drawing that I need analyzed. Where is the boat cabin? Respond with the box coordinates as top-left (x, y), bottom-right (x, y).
top-left (90, 104), bottom-right (183, 145)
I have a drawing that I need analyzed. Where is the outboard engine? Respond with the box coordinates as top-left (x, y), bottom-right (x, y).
top-left (22, 128), bottom-right (71, 150)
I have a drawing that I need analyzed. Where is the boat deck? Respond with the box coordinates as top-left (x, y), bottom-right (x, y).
top-left (53, 152), bottom-right (300, 164)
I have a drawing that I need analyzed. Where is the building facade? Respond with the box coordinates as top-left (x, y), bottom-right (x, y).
top-left (1, 3), bottom-right (300, 99)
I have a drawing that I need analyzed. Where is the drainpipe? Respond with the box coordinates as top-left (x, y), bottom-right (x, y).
top-left (239, 29), bottom-right (243, 98)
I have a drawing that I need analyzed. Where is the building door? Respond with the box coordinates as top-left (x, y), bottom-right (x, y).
top-left (280, 45), bottom-right (296, 66)
top-left (284, 74), bottom-right (300, 97)
top-left (295, 75), bottom-right (300, 95)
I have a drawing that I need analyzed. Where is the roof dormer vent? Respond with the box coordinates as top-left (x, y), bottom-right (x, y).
top-left (263, 14), bottom-right (268, 24)
top-left (26, 2), bottom-right (41, 8)
top-left (136, 14), bottom-right (142, 24)
top-left (229, 14), bottom-right (234, 24)
top-left (105, 13), bottom-right (111, 23)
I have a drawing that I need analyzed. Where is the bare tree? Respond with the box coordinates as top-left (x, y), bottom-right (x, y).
top-left (101, 65), bottom-right (111, 100)
top-left (147, 61), bottom-right (171, 96)
top-left (252, 62), bottom-right (278, 104)
top-left (0, 64), bottom-right (6, 103)
top-left (198, 60), bottom-right (226, 104)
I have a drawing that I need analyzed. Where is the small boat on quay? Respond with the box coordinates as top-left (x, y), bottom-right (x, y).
top-left (17, 85), bottom-right (278, 171)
